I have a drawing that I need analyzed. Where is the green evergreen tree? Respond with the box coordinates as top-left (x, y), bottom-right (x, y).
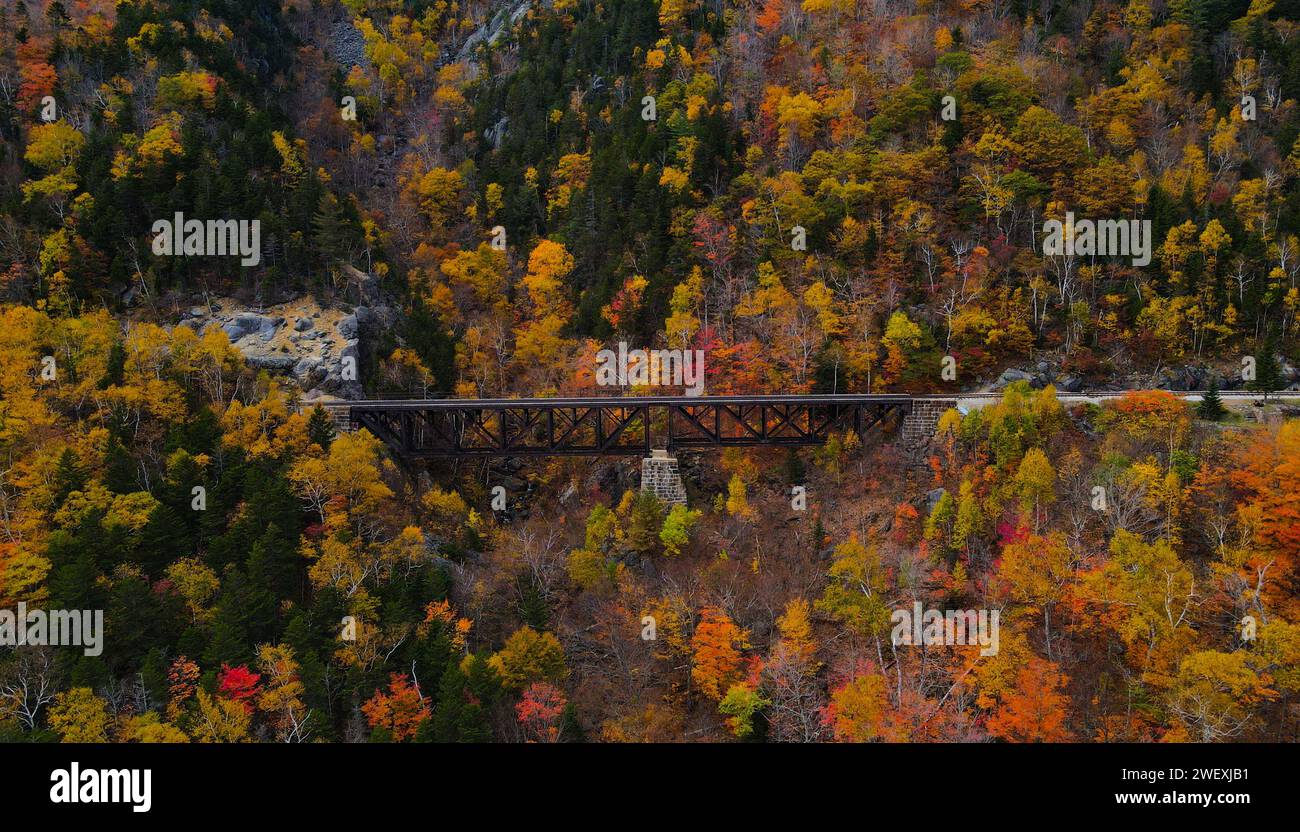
top-left (1197, 379), bottom-right (1227, 420)
top-left (51, 448), bottom-right (86, 509)
top-left (464, 652), bottom-right (503, 708)
top-left (1250, 334), bottom-right (1283, 401)
top-left (138, 504), bottom-right (189, 576)
top-left (429, 662), bottom-right (469, 742)
top-left (104, 567), bottom-right (185, 676)
top-left (517, 575), bottom-right (549, 628)
top-left (139, 648), bottom-right (170, 705)
top-left (204, 567), bottom-right (271, 667)
top-left (98, 341), bottom-right (126, 389)
top-left (455, 703), bottom-right (492, 742)
top-left (46, 530), bottom-right (103, 611)
top-left (307, 405), bottom-right (337, 450)
top-left (103, 437), bottom-right (138, 493)
top-left (248, 522), bottom-right (299, 603)
top-left (626, 491), bottom-right (664, 556)
top-left (558, 702), bottom-right (585, 742)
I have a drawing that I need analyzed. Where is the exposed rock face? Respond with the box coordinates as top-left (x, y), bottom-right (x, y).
top-left (456, 1), bottom-right (533, 64)
top-left (977, 358), bottom-right (1299, 396)
top-left (293, 356), bottom-right (327, 389)
top-left (180, 295), bottom-right (388, 400)
top-left (989, 368), bottom-right (1034, 391)
top-left (1057, 374), bottom-right (1084, 392)
top-left (329, 16), bottom-right (369, 71)
top-left (484, 116), bottom-right (509, 150)
top-left (222, 313), bottom-right (280, 342)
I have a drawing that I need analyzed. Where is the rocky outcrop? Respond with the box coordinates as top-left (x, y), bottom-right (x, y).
top-left (222, 312), bottom-right (281, 343)
top-left (180, 294), bottom-right (395, 400)
top-left (455, 1), bottom-right (533, 64)
top-left (981, 357), bottom-right (1300, 395)
top-left (988, 367), bottom-right (1034, 391)
top-left (329, 16), bottom-right (369, 72)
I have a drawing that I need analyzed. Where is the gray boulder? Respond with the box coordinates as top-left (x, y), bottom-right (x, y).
top-left (991, 368), bottom-right (1033, 390)
top-left (293, 356), bottom-right (327, 388)
top-left (1057, 374), bottom-right (1084, 392)
top-left (223, 313), bottom-right (278, 342)
top-left (245, 353), bottom-right (298, 372)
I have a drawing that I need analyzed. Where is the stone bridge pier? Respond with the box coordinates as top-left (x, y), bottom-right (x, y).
top-left (640, 449), bottom-right (688, 504)
top-left (297, 398), bottom-right (354, 433)
top-left (902, 399), bottom-right (957, 446)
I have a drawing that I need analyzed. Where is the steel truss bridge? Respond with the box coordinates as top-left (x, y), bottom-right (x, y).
top-left (340, 390), bottom-right (1273, 458)
top-left (348, 395), bottom-right (918, 457)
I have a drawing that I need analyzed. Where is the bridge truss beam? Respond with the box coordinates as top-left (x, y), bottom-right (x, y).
top-left (349, 395), bottom-right (913, 457)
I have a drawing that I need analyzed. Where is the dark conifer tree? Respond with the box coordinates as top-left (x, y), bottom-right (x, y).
top-left (1198, 379), bottom-right (1227, 420)
top-left (1251, 333), bottom-right (1283, 401)
top-left (51, 448), bottom-right (86, 509)
top-left (307, 405), bottom-right (337, 450)
top-left (103, 438), bottom-right (138, 494)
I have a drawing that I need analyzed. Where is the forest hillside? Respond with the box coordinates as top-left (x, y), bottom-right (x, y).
top-left (1, 0), bottom-right (1299, 742)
